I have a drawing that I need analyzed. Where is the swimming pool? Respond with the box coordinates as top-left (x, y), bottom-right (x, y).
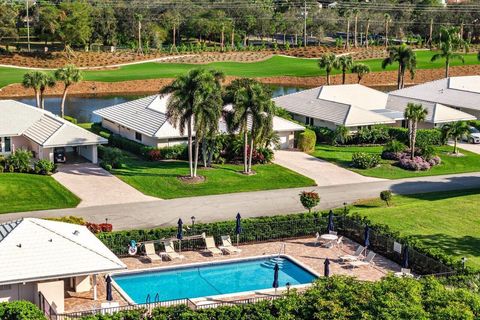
top-left (112, 255), bottom-right (318, 303)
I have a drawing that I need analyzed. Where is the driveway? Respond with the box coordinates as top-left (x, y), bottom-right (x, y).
top-left (274, 150), bottom-right (384, 186)
top-left (53, 163), bottom-right (157, 207)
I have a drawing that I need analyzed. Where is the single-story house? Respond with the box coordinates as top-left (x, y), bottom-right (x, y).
top-left (272, 84), bottom-right (475, 130)
top-left (0, 100), bottom-right (107, 163)
top-left (0, 218), bottom-right (126, 314)
top-left (389, 76), bottom-right (480, 119)
top-left (93, 94), bottom-right (305, 150)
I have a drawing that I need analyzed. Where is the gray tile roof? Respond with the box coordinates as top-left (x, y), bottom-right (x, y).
top-left (23, 115), bottom-right (63, 145)
top-left (0, 219), bottom-right (22, 243)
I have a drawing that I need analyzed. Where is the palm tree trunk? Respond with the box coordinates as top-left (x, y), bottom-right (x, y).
top-left (243, 129), bottom-right (248, 173)
top-left (231, 28), bottom-right (235, 47)
top-left (411, 121), bottom-right (417, 159)
top-left (365, 20), bottom-right (370, 48)
top-left (248, 136), bottom-right (254, 173)
top-left (221, 25), bottom-right (225, 51)
top-left (345, 20), bottom-right (350, 50)
top-left (60, 85), bottom-right (68, 118)
top-left (445, 59), bottom-right (450, 78)
top-left (187, 117), bottom-right (193, 177)
top-left (173, 25), bottom-right (176, 47)
top-left (385, 22), bottom-right (389, 48)
top-left (342, 68), bottom-right (346, 84)
top-left (397, 67), bottom-right (402, 90)
top-left (454, 138), bottom-right (458, 154)
top-left (193, 136), bottom-right (200, 177)
top-left (35, 90), bottom-right (40, 109)
top-left (40, 89), bottom-right (45, 110)
top-left (354, 14), bottom-right (358, 48)
top-left (327, 72), bottom-right (331, 85)
top-left (202, 137), bottom-right (207, 167)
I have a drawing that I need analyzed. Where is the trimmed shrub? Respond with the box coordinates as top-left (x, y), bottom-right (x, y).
top-left (146, 149), bottom-right (162, 161)
top-left (351, 152), bottom-right (380, 169)
top-left (398, 156), bottom-right (432, 171)
top-left (380, 190), bottom-right (392, 206)
top-left (109, 134), bottom-right (146, 156)
top-left (99, 146), bottom-right (124, 169)
top-left (469, 120), bottom-right (480, 130)
top-left (416, 129), bottom-right (443, 146)
top-left (308, 126), bottom-right (334, 144)
top-left (298, 129), bottom-right (316, 153)
top-left (383, 140), bottom-right (406, 153)
top-left (299, 191), bottom-right (320, 213)
top-left (0, 301), bottom-right (47, 320)
top-left (159, 144), bottom-right (188, 160)
top-left (34, 159), bottom-right (56, 175)
top-left (7, 149), bottom-right (32, 173)
top-left (63, 115), bottom-right (77, 124)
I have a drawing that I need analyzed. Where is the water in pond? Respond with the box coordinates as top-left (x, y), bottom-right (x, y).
top-left (13, 85), bottom-right (306, 123)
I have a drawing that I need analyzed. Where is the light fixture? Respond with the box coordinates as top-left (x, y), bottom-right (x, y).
top-left (286, 282), bottom-right (291, 294)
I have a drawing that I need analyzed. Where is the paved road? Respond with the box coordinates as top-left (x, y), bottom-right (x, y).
top-left (1, 172), bottom-right (480, 230)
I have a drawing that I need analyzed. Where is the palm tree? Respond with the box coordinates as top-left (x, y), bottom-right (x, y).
top-left (333, 125), bottom-right (350, 145)
top-left (441, 121), bottom-right (470, 154)
top-left (364, 17), bottom-right (370, 48)
top-left (134, 13), bottom-right (143, 55)
top-left (351, 63), bottom-right (371, 83)
top-left (339, 9), bottom-right (351, 50)
top-left (39, 74), bottom-right (56, 110)
top-left (54, 65), bottom-right (82, 118)
top-left (404, 103), bottom-right (428, 159)
top-left (382, 44), bottom-right (417, 89)
top-left (318, 53), bottom-right (337, 85)
top-left (22, 71), bottom-right (44, 108)
top-left (160, 68), bottom-right (224, 178)
top-left (352, 8), bottom-right (359, 48)
top-left (225, 79), bottom-right (274, 174)
top-left (431, 26), bottom-right (465, 78)
top-left (335, 55), bottom-right (353, 84)
top-left (384, 14), bottom-right (391, 48)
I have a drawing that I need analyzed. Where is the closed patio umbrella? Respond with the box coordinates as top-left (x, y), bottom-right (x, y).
top-left (324, 258), bottom-right (330, 277)
top-left (177, 218), bottom-right (183, 253)
top-left (402, 245), bottom-right (409, 269)
top-left (105, 275), bottom-right (113, 301)
top-left (327, 210), bottom-right (334, 232)
top-left (272, 263), bottom-right (279, 294)
top-left (235, 213), bottom-right (242, 248)
top-left (364, 225), bottom-right (370, 249)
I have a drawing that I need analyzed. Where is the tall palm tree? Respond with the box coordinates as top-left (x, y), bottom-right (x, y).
top-left (351, 63), bottom-right (370, 83)
top-left (39, 74), bottom-right (56, 110)
top-left (364, 17), bottom-right (370, 48)
top-left (318, 53), bottom-right (337, 85)
top-left (160, 68), bottom-right (224, 178)
top-left (431, 26), bottom-right (465, 78)
top-left (54, 65), bottom-right (82, 118)
top-left (225, 79), bottom-right (274, 174)
top-left (335, 55), bottom-right (353, 84)
top-left (339, 9), bottom-right (351, 50)
top-left (352, 8), bottom-right (359, 48)
top-left (134, 13), bottom-right (143, 55)
top-left (404, 103), bottom-right (428, 159)
top-left (384, 14), bottom-right (391, 48)
top-left (382, 44), bottom-right (417, 89)
top-left (441, 121), bottom-right (470, 154)
top-left (22, 71), bottom-right (44, 108)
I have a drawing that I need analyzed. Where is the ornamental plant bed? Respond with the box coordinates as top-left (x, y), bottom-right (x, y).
top-left (177, 175), bottom-right (206, 184)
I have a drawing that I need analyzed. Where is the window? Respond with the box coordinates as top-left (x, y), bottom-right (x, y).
top-left (305, 117), bottom-right (314, 126)
top-left (0, 284), bottom-right (11, 291)
top-left (135, 132), bottom-right (142, 141)
top-left (0, 137), bottom-right (12, 154)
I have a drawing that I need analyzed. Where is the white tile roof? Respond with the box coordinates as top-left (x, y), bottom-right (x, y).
top-left (94, 95), bottom-right (304, 139)
top-left (390, 76), bottom-right (480, 111)
top-left (0, 218), bottom-right (126, 285)
top-left (0, 100), bottom-right (108, 147)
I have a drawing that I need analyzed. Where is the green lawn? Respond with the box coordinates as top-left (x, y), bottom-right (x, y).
top-left (312, 144), bottom-right (480, 179)
top-left (1, 50), bottom-right (479, 88)
top-left (0, 173), bottom-right (80, 214)
top-left (112, 155), bottom-right (315, 199)
top-left (351, 189), bottom-right (480, 269)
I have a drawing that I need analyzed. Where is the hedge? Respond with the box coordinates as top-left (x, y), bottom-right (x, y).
top-left (0, 301), bottom-right (47, 320)
top-left (297, 129), bottom-right (316, 152)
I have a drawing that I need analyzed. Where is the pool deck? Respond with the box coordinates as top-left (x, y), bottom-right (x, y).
top-left (64, 237), bottom-right (401, 313)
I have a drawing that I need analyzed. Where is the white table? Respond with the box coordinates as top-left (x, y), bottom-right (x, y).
top-left (320, 234), bottom-right (338, 241)
top-left (394, 271), bottom-right (414, 278)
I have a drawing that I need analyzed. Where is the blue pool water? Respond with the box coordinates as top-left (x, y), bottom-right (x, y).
top-left (113, 257), bottom-right (317, 303)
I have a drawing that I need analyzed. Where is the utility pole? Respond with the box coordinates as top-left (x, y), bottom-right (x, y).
top-left (303, 0), bottom-right (307, 47)
top-left (26, 0), bottom-right (31, 52)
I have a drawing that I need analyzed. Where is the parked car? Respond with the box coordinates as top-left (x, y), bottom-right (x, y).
top-left (463, 126), bottom-right (480, 144)
top-left (54, 147), bottom-right (67, 163)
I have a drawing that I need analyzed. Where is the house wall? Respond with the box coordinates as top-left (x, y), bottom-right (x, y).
top-left (78, 145), bottom-right (98, 163)
top-left (35, 280), bottom-right (65, 314)
top-left (74, 275), bottom-right (91, 293)
top-left (292, 114), bottom-right (337, 130)
top-left (0, 283), bottom-right (36, 303)
top-left (277, 131), bottom-right (296, 149)
top-left (38, 147), bottom-right (54, 162)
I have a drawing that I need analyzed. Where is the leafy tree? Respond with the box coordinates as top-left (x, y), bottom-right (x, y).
top-left (431, 26), bottom-right (466, 78)
top-left (382, 44), bottom-right (417, 89)
top-left (384, 13), bottom-right (391, 48)
top-left (7, 149), bottom-right (32, 173)
top-left (333, 125), bottom-right (350, 145)
top-left (22, 71), bottom-right (55, 109)
top-left (58, 0), bottom-right (93, 50)
top-left (351, 63), bottom-right (370, 83)
top-left (91, 2), bottom-right (117, 46)
top-left (404, 103), bottom-right (428, 159)
top-left (318, 53), bottom-right (337, 85)
top-left (134, 13), bottom-right (143, 54)
top-left (441, 121), bottom-right (470, 154)
top-left (299, 191), bottom-right (320, 213)
top-left (334, 55), bottom-right (353, 84)
top-left (35, 4), bottom-right (60, 45)
top-left (0, 1), bottom-right (17, 44)
top-left (380, 190), bottom-right (392, 206)
top-left (338, 8), bottom-right (351, 50)
top-left (161, 9), bottom-right (183, 48)
top-left (160, 68), bottom-right (224, 178)
top-left (54, 65), bottom-right (83, 118)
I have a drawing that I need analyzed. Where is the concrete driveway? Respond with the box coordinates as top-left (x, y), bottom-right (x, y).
top-left (53, 163), bottom-right (157, 207)
top-left (274, 150), bottom-right (384, 186)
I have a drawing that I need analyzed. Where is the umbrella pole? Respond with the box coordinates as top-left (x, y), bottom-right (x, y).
top-left (179, 239), bottom-right (181, 253)
top-left (236, 234), bottom-right (239, 248)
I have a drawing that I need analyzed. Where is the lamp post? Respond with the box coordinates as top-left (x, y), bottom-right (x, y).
top-left (343, 202), bottom-right (347, 214)
top-left (462, 257), bottom-right (468, 270)
top-left (191, 216), bottom-right (196, 232)
top-left (286, 282), bottom-right (291, 294)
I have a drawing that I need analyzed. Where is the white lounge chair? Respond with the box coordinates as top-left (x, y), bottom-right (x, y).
top-left (219, 235), bottom-right (242, 254)
top-left (339, 245), bottom-right (365, 262)
top-left (162, 240), bottom-right (184, 260)
top-left (348, 251), bottom-right (376, 268)
top-left (314, 232), bottom-right (323, 246)
top-left (335, 236), bottom-right (344, 248)
top-left (144, 243), bottom-right (162, 262)
top-left (204, 236), bottom-right (223, 255)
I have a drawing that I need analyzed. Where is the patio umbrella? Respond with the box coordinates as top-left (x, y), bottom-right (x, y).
top-left (105, 275), bottom-right (113, 301)
top-left (327, 210), bottom-right (334, 232)
top-left (364, 225), bottom-right (370, 249)
top-left (324, 258), bottom-right (330, 277)
top-left (272, 263), bottom-right (279, 294)
top-left (235, 213), bottom-right (242, 248)
top-left (402, 245), bottom-right (409, 269)
top-left (177, 218), bottom-right (183, 253)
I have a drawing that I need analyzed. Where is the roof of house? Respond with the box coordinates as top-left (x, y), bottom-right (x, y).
top-left (0, 218), bottom-right (126, 285)
top-left (0, 100), bottom-right (107, 147)
top-left (389, 76), bottom-right (480, 111)
top-left (272, 85), bottom-right (396, 127)
top-left (94, 94), bottom-right (304, 139)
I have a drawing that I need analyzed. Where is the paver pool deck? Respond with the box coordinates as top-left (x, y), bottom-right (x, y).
top-left (64, 237), bottom-right (400, 313)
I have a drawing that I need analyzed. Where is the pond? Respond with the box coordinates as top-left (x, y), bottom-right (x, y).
top-left (13, 85), bottom-right (306, 123)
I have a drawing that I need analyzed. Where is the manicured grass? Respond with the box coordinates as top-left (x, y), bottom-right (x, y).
top-left (0, 173), bottom-right (80, 214)
top-left (351, 189), bottom-right (480, 269)
top-left (1, 51), bottom-right (479, 88)
top-left (113, 155), bottom-right (315, 199)
top-left (312, 144), bottom-right (480, 179)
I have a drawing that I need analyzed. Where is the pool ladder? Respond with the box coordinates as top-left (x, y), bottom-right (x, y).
top-left (145, 293), bottom-right (160, 304)
top-left (278, 242), bottom-right (286, 257)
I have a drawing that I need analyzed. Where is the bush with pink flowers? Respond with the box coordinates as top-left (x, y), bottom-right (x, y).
top-left (397, 154), bottom-right (441, 171)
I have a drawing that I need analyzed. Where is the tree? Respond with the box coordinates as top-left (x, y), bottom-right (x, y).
top-left (35, 4), bottom-right (60, 45)
top-left (54, 65), bottom-right (82, 118)
top-left (382, 45), bottom-right (417, 89)
top-left (364, 17), bottom-right (370, 48)
top-left (58, 1), bottom-right (93, 52)
top-left (441, 121), bottom-right (469, 154)
top-left (333, 125), bottom-right (350, 145)
top-left (338, 9), bottom-right (351, 50)
top-left (225, 79), bottom-right (274, 174)
top-left (404, 103), bottom-right (428, 159)
top-left (91, 2), bottom-right (117, 46)
top-left (384, 13), bottom-right (391, 48)
top-left (352, 8), bottom-right (359, 48)
top-left (0, 1), bottom-right (18, 43)
top-left (380, 190), bottom-right (392, 207)
top-left (335, 55), bottom-right (353, 84)
top-left (351, 63), bottom-right (370, 83)
top-left (160, 69), bottom-right (224, 178)
top-left (299, 191), bottom-right (320, 213)
top-left (431, 26), bottom-right (465, 78)
top-left (318, 53), bottom-right (337, 85)
top-left (161, 9), bottom-right (182, 48)
top-left (134, 13), bottom-right (143, 54)
top-left (22, 71), bottom-right (54, 109)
